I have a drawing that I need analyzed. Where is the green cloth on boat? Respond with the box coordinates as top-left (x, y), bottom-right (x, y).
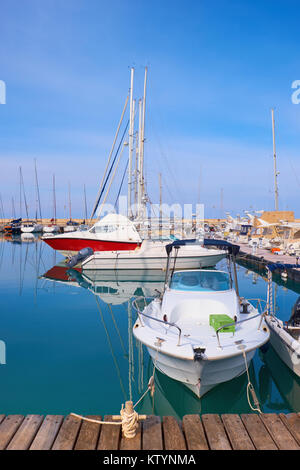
top-left (209, 314), bottom-right (235, 333)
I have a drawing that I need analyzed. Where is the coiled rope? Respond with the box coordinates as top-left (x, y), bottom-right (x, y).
top-left (70, 401), bottom-right (142, 439)
top-left (70, 355), bottom-right (157, 439)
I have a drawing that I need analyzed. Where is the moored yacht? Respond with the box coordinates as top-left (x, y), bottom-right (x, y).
top-left (21, 220), bottom-right (43, 233)
top-left (133, 241), bottom-right (270, 397)
top-left (81, 238), bottom-right (227, 271)
top-left (42, 213), bottom-right (142, 256)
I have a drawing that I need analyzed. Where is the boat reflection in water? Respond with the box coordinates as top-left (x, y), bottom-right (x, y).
top-left (137, 357), bottom-right (257, 420)
top-left (41, 263), bottom-right (165, 305)
top-left (259, 346), bottom-right (300, 412)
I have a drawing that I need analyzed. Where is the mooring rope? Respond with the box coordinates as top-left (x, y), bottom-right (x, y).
top-left (242, 349), bottom-right (262, 414)
top-left (69, 354), bottom-right (157, 439)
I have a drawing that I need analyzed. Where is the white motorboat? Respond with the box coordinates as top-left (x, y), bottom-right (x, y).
top-left (63, 220), bottom-right (80, 233)
top-left (265, 264), bottom-right (300, 377)
top-left (42, 213), bottom-right (142, 256)
top-left (81, 238), bottom-right (226, 271)
top-left (132, 243), bottom-right (270, 397)
top-left (43, 223), bottom-right (60, 234)
top-left (21, 221), bottom-right (43, 233)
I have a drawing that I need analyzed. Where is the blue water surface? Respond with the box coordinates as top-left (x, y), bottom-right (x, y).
top-left (0, 235), bottom-right (299, 419)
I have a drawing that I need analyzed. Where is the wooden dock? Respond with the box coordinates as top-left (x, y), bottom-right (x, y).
top-left (0, 413), bottom-right (300, 450)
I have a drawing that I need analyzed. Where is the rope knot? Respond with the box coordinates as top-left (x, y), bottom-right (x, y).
top-left (120, 401), bottom-right (139, 439)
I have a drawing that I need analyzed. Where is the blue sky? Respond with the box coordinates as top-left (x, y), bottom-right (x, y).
top-left (1, 0), bottom-right (300, 218)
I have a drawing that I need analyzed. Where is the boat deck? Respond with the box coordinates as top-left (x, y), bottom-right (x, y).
top-left (1, 413), bottom-right (300, 450)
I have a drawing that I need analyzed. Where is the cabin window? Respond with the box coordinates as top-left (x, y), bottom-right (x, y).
top-left (90, 224), bottom-right (118, 234)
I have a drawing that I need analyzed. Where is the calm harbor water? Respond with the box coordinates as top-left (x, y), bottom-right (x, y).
top-left (0, 234), bottom-right (300, 419)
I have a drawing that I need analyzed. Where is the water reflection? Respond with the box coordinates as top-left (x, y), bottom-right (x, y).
top-left (41, 264), bottom-right (165, 305)
top-left (0, 236), bottom-right (300, 415)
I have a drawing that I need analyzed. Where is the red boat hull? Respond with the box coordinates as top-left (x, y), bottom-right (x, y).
top-left (42, 236), bottom-right (140, 254)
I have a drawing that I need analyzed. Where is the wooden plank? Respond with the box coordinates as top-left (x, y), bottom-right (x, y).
top-left (6, 415), bottom-right (44, 450)
top-left (52, 415), bottom-right (82, 450)
top-left (261, 413), bottom-right (299, 450)
top-left (97, 415), bottom-right (121, 450)
top-left (142, 416), bottom-right (163, 450)
top-left (29, 415), bottom-right (64, 450)
top-left (182, 415), bottom-right (208, 450)
top-left (162, 416), bottom-right (186, 450)
top-left (241, 414), bottom-right (277, 450)
top-left (201, 414), bottom-right (231, 450)
top-left (120, 422), bottom-right (141, 450)
top-left (221, 414), bottom-right (255, 450)
top-left (0, 415), bottom-right (24, 450)
top-left (280, 413), bottom-right (300, 446)
top-left (0, 415), bottom-right (5, 425)
top-left (74, 415), bottom-right (102, 451)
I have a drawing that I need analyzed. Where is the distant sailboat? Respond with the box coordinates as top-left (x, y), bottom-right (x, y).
top-left (21, 163), bottom-right (43, 233)
top-left (64, 183), bottom-right (79, 233)
top-left (43, 174), bottom-right (60, 233)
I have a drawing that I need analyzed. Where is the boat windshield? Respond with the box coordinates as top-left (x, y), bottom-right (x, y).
top-left (90, 224), bottom-right (118, 234)
top-left (170, 271), bottom-right (231, 292)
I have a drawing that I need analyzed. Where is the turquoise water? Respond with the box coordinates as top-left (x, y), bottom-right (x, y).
top-left (0, 235), bottom-right (300, 419)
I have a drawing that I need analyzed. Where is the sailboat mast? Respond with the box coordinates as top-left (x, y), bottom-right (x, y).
top-left (159, 172), bottom-right (162, 238)
top-left (271, 108), bottom-right (279, 211)
top-left (53, 174), bottom-right (57, 222)
top-left (140, 67), bottom-right (148, 217)
top-left (137, 98), bottom-right (143, 219)
top-left (128, 67), bottom-right (135, 218)
top-left (68, 182), bottom-right (72, 220)
top-left (83, 184), bottom-right (87, 221)
top-left (34, 159), bottom-right (42, 221)
top-left (20, 166), bottom-right (29, 219)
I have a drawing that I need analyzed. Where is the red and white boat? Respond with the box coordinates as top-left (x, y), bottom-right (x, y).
top-left (41, 213), bottom-right (142, 256)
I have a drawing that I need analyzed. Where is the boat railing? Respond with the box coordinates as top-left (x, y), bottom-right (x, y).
top-left (246, 298), bottom-right (267, 314)
top-left (216, 306), bottom-right (268, 349)
top-left (132, 296), bottom-right (182, 346)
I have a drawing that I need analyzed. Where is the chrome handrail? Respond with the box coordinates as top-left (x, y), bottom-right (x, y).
top-left (215, 310), bottom-right (267, 349)
top-left (132, 296), bottom-right (182, 346)
top-left (246, 298), bottom-right (267, 313)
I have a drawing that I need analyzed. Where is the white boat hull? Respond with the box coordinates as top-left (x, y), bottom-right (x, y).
top-left (265, 316), bottom-right (300, 378)
top-left (43, 225), bottom-right (60, 233)
top-left (21, 224), bottom-right (43, 233)
top-left (147, 346), bottom-right (255, 397)
top-left (83, 253), bottom-right (224, 270)
top-left (82, 240), bottom-right (226, 270)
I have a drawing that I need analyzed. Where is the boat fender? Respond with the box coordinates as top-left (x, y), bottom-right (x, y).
top-left (163, 314), bottom-right (168, 322)
top-left (66, 247), bottom-right (94, 268)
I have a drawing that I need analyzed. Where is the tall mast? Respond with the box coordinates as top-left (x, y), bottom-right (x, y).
top-left (83, 184), bottom-right (87, 221)
top-left (271, 108), bottom-right (279, 211)
top-left (12, 197), bottom-right (16, 219)
top-left (68, 182), bottom-right (72, 220)
top-left (19, 166), bottom-right (29, 219)
top-left (137, 98), bottom-right (143, 219)
top-left (34, 159), bottom-right (42, 221)
top-left (128, 67), bottom-right (135, 218)
top-left (159, 172), bottom-right (162, 238)
top-left (140, 67), bottom-right (148, 213)
top-left (134, 126), bottom-right (139, 214)
top-left (53, 174), bottom-right (57, 222)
